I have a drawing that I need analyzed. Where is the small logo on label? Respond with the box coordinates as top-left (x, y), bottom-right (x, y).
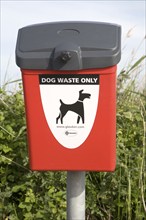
top-left (65, 130), bottom-right (77, 136)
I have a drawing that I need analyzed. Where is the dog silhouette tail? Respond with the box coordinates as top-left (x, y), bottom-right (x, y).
top-left (60, 99), bottom-right (63, 104)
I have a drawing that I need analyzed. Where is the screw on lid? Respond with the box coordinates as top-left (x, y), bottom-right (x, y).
top-left (60, 51), bottom-right (72, 63)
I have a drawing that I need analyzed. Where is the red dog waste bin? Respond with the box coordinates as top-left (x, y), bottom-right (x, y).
top-left (16, 21), bottom-right (121, 171)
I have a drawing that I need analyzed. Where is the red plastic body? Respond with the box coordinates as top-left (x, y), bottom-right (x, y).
top-left (21, 66), bottom-right (117, 171)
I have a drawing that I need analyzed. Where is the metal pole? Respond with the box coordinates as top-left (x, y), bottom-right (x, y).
top-left (67, 171), bottom-right (85, 220)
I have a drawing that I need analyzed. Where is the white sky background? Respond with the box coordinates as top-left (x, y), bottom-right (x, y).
top-left (1, 0), bottom-right (145, 87)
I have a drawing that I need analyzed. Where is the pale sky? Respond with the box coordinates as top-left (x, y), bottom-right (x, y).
top-left (1, 0), bottom-right (145, 87)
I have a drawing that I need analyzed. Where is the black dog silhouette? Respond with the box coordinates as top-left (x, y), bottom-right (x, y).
top-left (56, 90), bottom-right (91, 124)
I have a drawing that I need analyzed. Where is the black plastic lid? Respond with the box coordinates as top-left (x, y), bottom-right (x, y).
top-left (16, 21), bottom-right (121, 70)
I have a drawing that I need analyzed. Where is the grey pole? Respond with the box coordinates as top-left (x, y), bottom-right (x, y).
top-left (67, 171), bottom-right (85, 220)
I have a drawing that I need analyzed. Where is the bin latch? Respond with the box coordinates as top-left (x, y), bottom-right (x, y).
top-left (52, 42), bottom-right (82, 70)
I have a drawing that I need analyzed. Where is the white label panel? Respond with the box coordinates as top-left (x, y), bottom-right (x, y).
top-left (39, 74), bottom-right (99, 149)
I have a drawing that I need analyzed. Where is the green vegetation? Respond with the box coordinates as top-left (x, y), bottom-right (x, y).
top-left (0, 55), bottom-right (146, 219)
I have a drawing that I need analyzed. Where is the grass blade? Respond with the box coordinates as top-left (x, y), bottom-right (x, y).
top-left (127, 55), bottom-right (146, 74)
